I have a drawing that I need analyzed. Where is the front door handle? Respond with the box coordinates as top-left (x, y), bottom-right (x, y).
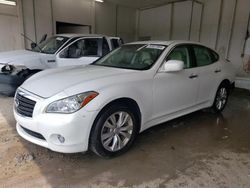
top-left (189, 74), bottom-right (198, 79)
top-left (214, 69), bottom-right (221, 73)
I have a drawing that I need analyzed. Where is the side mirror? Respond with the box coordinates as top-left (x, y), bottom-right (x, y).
top-left (31, 42), bottom-right (37, 49)
top-left (161, 60), bottom-right (184, 72)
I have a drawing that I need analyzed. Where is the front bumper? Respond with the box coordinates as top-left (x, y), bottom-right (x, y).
top-left (14, 90), bottom-right (99, 153)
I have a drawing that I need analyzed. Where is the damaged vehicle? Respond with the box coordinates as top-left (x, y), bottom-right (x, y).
top-left (0, 34), bottom-right (123, 96)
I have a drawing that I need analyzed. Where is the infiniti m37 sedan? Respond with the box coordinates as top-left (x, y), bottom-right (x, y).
top-left (14, 41), bottom-right (235, 157)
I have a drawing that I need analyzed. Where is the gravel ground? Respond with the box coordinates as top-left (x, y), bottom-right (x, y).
top-left (0, 89), bottom-right (250, 188)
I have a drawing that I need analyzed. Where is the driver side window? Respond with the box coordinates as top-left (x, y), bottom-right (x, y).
top-left (166, 46), bottom-right (191, 69)
top-left (59, 38), bottom-right (99, 58)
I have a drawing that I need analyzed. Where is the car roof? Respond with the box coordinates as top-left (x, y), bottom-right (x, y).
top-left (127, 40), bottom-right (203, 46)
top-left (55, 33), bottom-right (120, 38)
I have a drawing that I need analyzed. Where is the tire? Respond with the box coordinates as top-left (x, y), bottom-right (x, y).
top-left (211, 83), bottom-right (229, 113)
top-left (90, 104), bottom-right (139, 158)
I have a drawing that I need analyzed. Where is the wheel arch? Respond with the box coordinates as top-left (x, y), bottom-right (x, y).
top-left (93, 97), bottom-right (142, 131)
top-left (220, 79), bottom-right (231, 87)
top-left (88, 97), bottom-right (142, 149)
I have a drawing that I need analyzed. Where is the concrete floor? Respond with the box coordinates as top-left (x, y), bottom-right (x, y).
top-left (0, 89), bottom-right (250, 188)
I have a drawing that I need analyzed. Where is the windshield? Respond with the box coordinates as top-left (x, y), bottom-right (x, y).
top-left (33, 36), bottom-right (69, 54)
top-left (93, 44), bottom-right (166, 70)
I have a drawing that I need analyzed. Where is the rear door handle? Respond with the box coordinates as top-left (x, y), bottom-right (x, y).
top-left (214, 69), bottom-right (221, 73)
top-left (189, 74), bottom-right (198, 79)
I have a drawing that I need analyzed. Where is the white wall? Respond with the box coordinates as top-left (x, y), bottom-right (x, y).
top-left (201, 0), bottom-right (250, 77)
top-left (117, 6), bottom-right (136, 42)
top-left (138, 0), bottom-right (250, 78)
top-left (172, 1), bottom-right (192, 40)
top-left (20, 0), bottom-right (136, 48)
top-left (190, 2), bottom-right (202, 41)
top-left (199, 0), bottom-right (221, 48)
top-left (139, 5), bottom-right (171, 40)
top-left (95, 2), bottom-right (116, 36)
top-left (0, 0), bottom-right (23, 52)
top-left (34, 0), bottom-right (53, 42)
top-left (22, 0), bottom-right (53, 48)
top-left (138, 1), bottom-right (203, 41)
top-left (95, 2), bottom-right (136, 42)
top-left (22, 0), bottom-right (93, 48)
top-left (52, 0), bottom-right (94, 27)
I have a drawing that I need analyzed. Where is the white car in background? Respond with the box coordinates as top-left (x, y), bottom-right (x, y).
top-left (0, 34), bottom-right (123, 96)
top-left (14, 41), bottom-right (235, 158)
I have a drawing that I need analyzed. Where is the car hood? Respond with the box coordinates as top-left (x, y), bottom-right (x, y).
top-left (0, 50), bottom-right (40, 66)
top-left (21, 65), bottom-right (138, 98)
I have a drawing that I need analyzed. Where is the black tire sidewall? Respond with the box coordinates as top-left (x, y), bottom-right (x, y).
top-left (90, 105), bottom-right (138, 158)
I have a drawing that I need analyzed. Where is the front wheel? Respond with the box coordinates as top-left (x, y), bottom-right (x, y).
top-left (90, 105), bottom-right (139, 158)
top-left (211, 83), bottom-right (229, 113)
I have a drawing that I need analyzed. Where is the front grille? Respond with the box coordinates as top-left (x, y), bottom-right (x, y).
top-left (21, 126), bottom-right (45, 140)
top-left (15, 92), bottom-right (36, 118)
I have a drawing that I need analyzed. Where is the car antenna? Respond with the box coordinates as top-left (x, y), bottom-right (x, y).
top-left (21, 33), bottom-right (42, 52)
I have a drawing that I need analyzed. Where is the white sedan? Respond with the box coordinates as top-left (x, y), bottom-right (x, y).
top-left (14, 41), bottom-right (235, 157)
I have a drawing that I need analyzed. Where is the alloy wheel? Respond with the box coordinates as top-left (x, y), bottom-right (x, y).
top-left (215, 87), bottom-right (228, 111)
top-left (101, 111), bottom-right (133, 152)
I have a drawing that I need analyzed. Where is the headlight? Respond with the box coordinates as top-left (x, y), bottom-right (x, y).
top-left (46, 91), bottom-right (99, 114)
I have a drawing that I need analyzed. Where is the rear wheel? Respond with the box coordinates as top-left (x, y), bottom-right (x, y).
top-left (211, 83), bottom-right (229, 113)
top-left (90, 104), bottom-right (138, 158)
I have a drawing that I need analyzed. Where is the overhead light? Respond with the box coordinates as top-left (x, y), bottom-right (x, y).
top-left (95, 0), bottom-right (104, 2)
top-left (0, 0), bottom-right (16, 6)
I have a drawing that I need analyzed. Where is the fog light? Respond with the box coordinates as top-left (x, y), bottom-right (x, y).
top-left (57, 135), bottom-right (65, 143)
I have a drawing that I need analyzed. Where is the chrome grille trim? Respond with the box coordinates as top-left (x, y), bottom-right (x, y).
top-left (15, 91), bottom-right (36, 118)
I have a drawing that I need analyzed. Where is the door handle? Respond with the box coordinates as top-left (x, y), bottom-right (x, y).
top-left (214, 69), bottom-right (221, 73)
top-left (189, 74), bottom-right (198, 79)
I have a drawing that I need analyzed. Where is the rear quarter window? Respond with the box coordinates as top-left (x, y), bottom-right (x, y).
top-left (210, 50), bottom-right (219, 62)
top-left (193, 45), bottom-right (219, 67)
